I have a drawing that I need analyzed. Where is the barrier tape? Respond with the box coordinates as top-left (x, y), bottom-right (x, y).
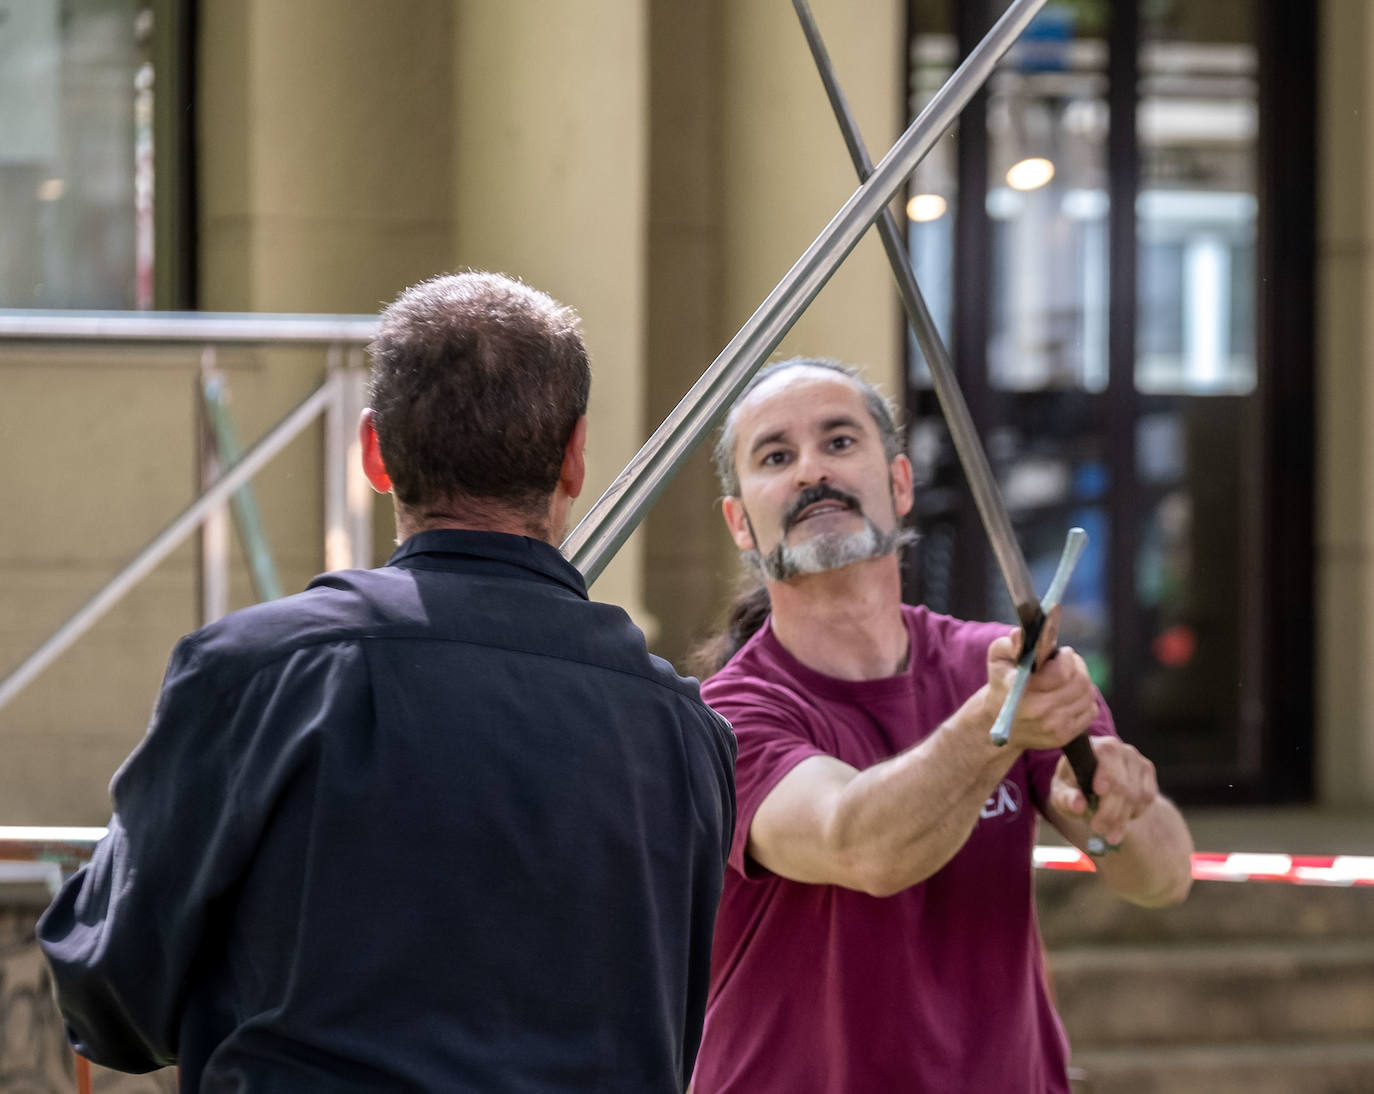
top-left (1034, 845), bottom-right (1374, 887)
top-left (3, 829), bottom-right (1372, 888)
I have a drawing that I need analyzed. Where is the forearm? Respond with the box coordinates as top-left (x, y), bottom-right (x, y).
top-left (826, 686), bottom-right (1021, 894)
top-left (37, 827), bottom-right (170, 1071)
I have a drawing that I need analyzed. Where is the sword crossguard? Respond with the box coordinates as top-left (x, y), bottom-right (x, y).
top-left (988, 527), bottom-right (1088, 747)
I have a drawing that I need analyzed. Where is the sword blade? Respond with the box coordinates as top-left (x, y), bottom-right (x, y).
top-left (796, 0), bottom-right (1102, 827)
top-left (791, 0), bottom-right (1040, 632)
top-left (562, 0), bottom-right (1050, 584)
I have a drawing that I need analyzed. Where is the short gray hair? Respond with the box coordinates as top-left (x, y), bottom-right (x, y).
top-left (712, 357), bottom-right (903, 496)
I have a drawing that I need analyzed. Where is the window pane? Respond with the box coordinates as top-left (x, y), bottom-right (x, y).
top-left (1137, 2), bottom-right (1258, 394)
top-left (906, 19), bottom-right (958, 386)
top-left (0, 0), bottom-right (148, 308)
top-left (986, 1), bottom-right (1111, 393)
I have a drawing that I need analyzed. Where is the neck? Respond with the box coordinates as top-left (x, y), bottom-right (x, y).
top-left (766, 554), bottom-right (908, 681)
top-left (393, 498), bottom-right (557, 546)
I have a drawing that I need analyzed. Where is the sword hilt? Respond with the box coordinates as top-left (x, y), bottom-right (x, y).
top-left (985, 528), bottom-right (1113, 857)
top-left (989, 527), bottom-right (1087, 745)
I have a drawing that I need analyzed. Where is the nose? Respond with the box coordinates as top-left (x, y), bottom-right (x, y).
top-left (793, 445), bottom-right (829, 487)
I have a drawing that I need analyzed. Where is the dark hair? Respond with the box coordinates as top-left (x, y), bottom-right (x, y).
top-left (711, 357), bottom-right (902, 497)
top-left (368, 271), bottom-right (591, 520)
top-left (688, 579), bottom-right (772, 679)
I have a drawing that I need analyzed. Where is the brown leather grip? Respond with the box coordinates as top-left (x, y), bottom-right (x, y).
top-left (1062, 731), bottom-right (1098, 808)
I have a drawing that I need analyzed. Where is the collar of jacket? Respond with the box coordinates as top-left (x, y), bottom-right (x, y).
top-left (386, 528), bottom-right (588, 600)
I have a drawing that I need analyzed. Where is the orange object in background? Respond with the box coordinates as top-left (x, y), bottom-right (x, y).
top-left (1152, 623), bottom-right (1198, 668)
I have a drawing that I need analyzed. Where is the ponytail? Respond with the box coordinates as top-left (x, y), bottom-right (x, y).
top-left (688, 579), bottom-right (772, 679)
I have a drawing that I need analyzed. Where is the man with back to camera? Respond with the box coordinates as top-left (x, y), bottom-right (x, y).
top-left (38, 271), bottom-right (737, 1093)
top-left (687, 357), bottom-right (1193, 1093)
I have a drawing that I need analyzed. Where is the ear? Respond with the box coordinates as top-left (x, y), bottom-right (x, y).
top-left (358, 409), bottom-right (393, 494)
top-left (559, 416), bottom-right (588, 500)
top-left (721, 495), bottom-right (757, 551)
top-left (890, 453), bottom-right (915, 519)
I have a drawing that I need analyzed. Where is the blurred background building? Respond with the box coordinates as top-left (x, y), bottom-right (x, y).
top-left (0, 0), bottom-right (1368, 823)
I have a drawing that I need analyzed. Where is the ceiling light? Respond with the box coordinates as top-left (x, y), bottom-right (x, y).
top-left (906, 193), bottom-right (948, 222)
top-left (1006, 157), bottom-right (1055, 191)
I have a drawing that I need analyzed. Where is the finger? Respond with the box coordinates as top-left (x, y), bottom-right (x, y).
top-left (1024, 650), bottom-right (1072, 692)
top-left (988, 631), bottom-right (1019, 669)
top-left (1062, 696), bottom-right (1100, 743)
top-left (1016, 676), bottom-right (1095, 738)
top-left (1027, 686), bottom-right (1092, 738)
top-left (1050, 757), bottom-right (1089, 815)
top-left (1028, 646), bottom-right (1089, 694)
top-left (1089, 770), bottom-right (1136, 843)
top-left (1051, 776), bottom-right (1089, 818)
top-left (1122, 755), bottom-right (1159, 821)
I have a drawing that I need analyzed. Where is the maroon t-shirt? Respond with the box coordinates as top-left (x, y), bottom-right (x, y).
top-left (692, 605), bottom-right (1115, 1094)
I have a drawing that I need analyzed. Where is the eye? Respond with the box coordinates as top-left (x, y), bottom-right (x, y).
top-left (759, 449), bottom-right (791, 468)
top-left (827, 434), bottom-right (856, 452)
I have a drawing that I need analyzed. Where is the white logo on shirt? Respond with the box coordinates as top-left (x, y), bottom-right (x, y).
top-left (980, 780), bottom-right (1022, 821)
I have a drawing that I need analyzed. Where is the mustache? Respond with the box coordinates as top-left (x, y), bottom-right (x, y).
top-left (782, 483), bottom-right (862, 533)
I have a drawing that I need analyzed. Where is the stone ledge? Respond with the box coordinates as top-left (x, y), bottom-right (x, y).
top-left (1069, 1041), bottom-right (1374, 1094)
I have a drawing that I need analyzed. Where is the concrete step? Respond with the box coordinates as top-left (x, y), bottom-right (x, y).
top-left (1068, 1041), bottom-right (1374, 1094)
top-left (1036, 872), bottom-right (1374, 946)
top-left (1049, 940), bottom-right (1374, 1047)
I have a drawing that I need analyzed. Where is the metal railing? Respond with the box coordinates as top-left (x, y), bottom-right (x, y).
top-left (0, 309), bottom-right (379, 713)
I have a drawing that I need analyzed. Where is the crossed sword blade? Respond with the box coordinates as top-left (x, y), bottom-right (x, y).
top-left (792, 0), bottom-right (1109, 853)
top-left (559, 0), bottom-right (1104, 854)
top-left (561, 0), bottom-right (1050, 580)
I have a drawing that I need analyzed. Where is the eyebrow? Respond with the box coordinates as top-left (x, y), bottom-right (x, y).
top-left (747, 414), bottom-right (867, 457)
top-left (748, 429), bottom-right (789, 457)
top-left (819, 414), bottom-right (865, 434)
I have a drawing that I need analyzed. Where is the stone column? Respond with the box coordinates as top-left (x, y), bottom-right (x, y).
top-left (1316, 0), bottom-right (1374, 804)
top-left (718, 1), bottom-right (906, 391)
top-left (198, 0), bottom-right (456, 584)
top-left (452, 0), bottom-right (653, 630)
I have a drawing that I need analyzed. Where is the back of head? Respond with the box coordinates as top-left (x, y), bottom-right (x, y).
top-left (369, 271), bottom-right (591, 526)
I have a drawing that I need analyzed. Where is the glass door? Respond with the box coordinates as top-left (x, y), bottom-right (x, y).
top-left (902, 0), bottom-right (1314, 802)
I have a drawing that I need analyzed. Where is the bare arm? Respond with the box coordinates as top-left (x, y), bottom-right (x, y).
top-left (1043, 736), bottom-right (1194, 907)
top-left (747, 632), bottom-right (1100, 896)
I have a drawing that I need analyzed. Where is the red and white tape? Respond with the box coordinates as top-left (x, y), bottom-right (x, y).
top-left (2, 829), bottom-right (1372, 888)
top-left (1034, 845), bottom-right (1374, 886)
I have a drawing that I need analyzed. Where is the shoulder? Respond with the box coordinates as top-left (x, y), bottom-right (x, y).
top-left (904, 603), bottom-right (1008, 669)
top-left (172, 567), bottom-right (411, 691)
top-left (700, 642), bottom-right (819, 740)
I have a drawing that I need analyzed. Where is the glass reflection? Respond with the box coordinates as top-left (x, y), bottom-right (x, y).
top-left (1137, 3), bottom-right (1258, 394)
top-left (0, 0), bottom-right (146, 308)
top-left (906, 22), bottom-right (958, 382)
top-left (986, 2), bottom-right (1110, 392)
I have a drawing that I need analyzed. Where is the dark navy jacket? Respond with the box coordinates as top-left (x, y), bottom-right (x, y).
top-left (38, 530), bottom-right (736, 1093)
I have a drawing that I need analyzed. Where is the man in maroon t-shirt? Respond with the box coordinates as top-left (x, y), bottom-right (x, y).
top-left (690, 358), bottom-right (1194, 1093)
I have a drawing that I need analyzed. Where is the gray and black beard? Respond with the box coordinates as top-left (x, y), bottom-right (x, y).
top-left (743, 482), bottom-right (918, 581)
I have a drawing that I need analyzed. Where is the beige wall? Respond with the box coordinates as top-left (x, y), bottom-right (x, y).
top-left (452, 0), bottom-right (651, 623)
top-left (1317, 0), bottom-right (1374, 804)
top-left (4, 0), bottom-right (1371, 821)
top-left (0, 0), bottom-right (461, 822)
top-left (0, 0), bottom-right (814, 818)
top-left (0, 355), bottom-right (202, 822)
top-left (718, 2), bottom-right (905, 386)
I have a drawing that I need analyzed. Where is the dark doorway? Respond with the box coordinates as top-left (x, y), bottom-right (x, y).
top-left (901, 0), bottom-right (1314, 803)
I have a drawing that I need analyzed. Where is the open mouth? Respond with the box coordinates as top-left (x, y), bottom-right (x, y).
top-left (783, 485), bottom-right (862, 532)
top-left (793, 500), bottom-right (853, 523)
